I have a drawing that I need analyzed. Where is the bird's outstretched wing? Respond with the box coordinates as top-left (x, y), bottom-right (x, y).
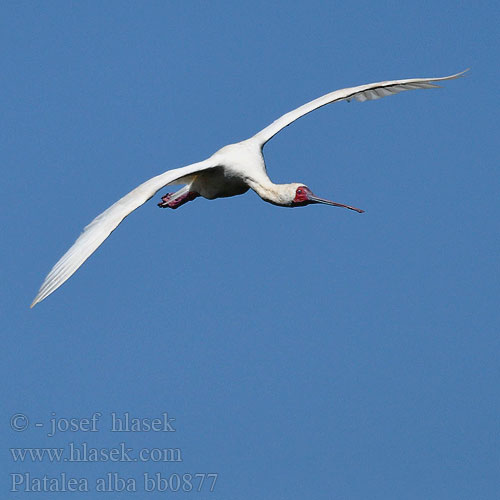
top-left (252, 70), bottom-right (468, 147)
top-left (31, 158), bottom-right (216, 307)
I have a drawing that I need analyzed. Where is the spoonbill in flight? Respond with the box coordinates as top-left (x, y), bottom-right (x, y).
top-left (31, 70), bottom-right (467, 307)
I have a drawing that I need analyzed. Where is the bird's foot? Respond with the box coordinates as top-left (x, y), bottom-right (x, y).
top-left (157, 191), bottom-right (199, 209)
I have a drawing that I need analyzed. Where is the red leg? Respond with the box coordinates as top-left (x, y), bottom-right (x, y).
top-left (157, 191), bottom-right (199, 209)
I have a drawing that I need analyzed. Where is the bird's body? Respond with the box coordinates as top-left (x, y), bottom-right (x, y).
top-left (31, 70), bottom-right (467, 307)
top-left (195, 142), bottom-right (258, 200)
top-left (176, 141), bottom-right (298, 207)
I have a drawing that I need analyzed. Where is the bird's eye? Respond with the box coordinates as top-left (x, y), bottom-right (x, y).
top-left (297, 188), bottom-right (303, 194)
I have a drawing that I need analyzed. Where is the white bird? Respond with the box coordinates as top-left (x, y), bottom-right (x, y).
top-left (31, 70), bottom-right (467, 307)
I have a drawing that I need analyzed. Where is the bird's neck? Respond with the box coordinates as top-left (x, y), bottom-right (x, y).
top-left (246, 178), bottom-right (294, 206)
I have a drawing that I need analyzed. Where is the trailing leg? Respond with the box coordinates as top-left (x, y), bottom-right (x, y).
top-left (157, 187), bottom-right (199, 209)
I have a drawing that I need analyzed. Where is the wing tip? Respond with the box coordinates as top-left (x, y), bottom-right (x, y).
top-left (449, 68), bottom-right (470, 79)
top-left (30, 288), bottom-right (48, 308)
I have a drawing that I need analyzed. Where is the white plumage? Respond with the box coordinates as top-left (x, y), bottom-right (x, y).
top-left (31, 70), bottom-right (467, 307)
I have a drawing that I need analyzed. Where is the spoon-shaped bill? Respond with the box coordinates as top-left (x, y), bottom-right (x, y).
top-left (308, 195), bottom-right (364, 213)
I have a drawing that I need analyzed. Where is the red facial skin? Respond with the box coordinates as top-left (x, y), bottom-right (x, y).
top-left (293, 185), bottom-right (364, 212)
top-left (293, 186), bottom-right (314, 205)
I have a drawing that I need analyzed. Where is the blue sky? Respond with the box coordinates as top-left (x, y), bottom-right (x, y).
top-left (2, 1), bottom-right (498, 499)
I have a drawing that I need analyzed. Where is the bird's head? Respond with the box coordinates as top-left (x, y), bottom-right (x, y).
top-left (287, 183), bottom-right (364, 213)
